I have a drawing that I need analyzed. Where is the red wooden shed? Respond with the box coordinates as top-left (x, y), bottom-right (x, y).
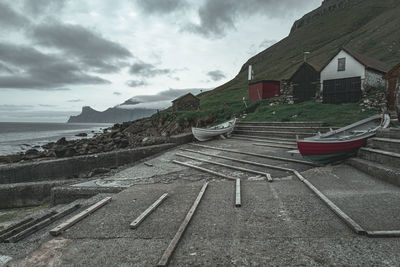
top-left (249, 80), bottom-right (281, 102)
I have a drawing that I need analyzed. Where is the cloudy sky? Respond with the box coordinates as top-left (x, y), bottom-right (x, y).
top-left (0, 0), bottom-right (321, 122)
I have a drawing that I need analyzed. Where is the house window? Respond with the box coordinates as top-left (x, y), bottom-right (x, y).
top-left (338, 58), bottom-right (346, 71)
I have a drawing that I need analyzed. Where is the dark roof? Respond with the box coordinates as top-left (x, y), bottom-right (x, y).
top-left (383, 63), bottom-right (400, 79)
top-left (171, 93), bottom-right (199, 103)
top-left (343, 48), bottom-right (390, 73)
top-left (249, 80), bottom-right (280, 85)
top-left (320, 48), bottom-right (390, 74)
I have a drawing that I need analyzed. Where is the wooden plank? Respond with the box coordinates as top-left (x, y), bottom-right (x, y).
top-left (191, 144), bottom-right (318, 167)
top-left (144, 162), bottom-right (153, 167)
top-left (172, 160), bottom-right (236, 180)
top-left (181, 148), bottom-right (291, 172)
top-left (6, 205), bottom-right (80, 243)
top-left (0, 218), bottom-right (33, 236)
top-left (0, 212), bottom-right (56, 242)
top-left (367, 231), bottom-right (400, 237)
top-left (292, 171), bottom-right (366, 235)
top-left (176, 153), bottom-right (272, 180)
top-left (252, 143), bottom-right (297, 150)
top-left (235, 179), bottom-right (241, 207)
top-left (157, 182), bottom-right (208, 266)
top-left (130, 193), bottom-right (168, 229)
top-left (50, 197), bottom-right (112, 236)
top-left (231, 136), bottom-right (297, 145)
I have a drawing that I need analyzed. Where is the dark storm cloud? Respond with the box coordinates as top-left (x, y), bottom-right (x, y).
top-left (30, 22), bottom-right (133, 73)
top-left (135, 0), bottom-right (188, 14)
top-left (38, 104), bottom-right (57, 107)
top-left (186, 0), bottom-right (308, 38)
top-left (206, 70), bottom-right (226, 81)
top-left (23, 0), bottom-right (68, 16)
top-left (130, 88), bottom-right (208, 103)
top-left (126, 80), bottom-right (148, 87)
top-left (0, 2), bottom-right (30, 29)
top-left (67, 99), bottom-right (83, 103)
top-left (0, 104), bottom-right (33, 111)
top-left (129, 61), bottom-right (172, 78)
top-left (0, 43), bottom-right (109, 90)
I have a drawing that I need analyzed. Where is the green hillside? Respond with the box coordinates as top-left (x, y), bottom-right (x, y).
top-left (200, 0), bottom-right (400, 109)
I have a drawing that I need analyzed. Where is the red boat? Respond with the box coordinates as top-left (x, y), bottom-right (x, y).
top-left (297, 114), bottom-right (390, 164)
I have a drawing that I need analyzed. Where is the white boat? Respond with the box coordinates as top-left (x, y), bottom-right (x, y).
top-left (192, 118), bottom-right (237, 142)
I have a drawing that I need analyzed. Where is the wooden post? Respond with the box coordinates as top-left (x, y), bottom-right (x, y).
top-left (235, 179), bottom-right (241, 207)
top-left (50, 197), bottom-right (112, 236)
top-left (130, 193), bottom-right (168, 229)
top-left (157, 182), bottom-right (208, 266)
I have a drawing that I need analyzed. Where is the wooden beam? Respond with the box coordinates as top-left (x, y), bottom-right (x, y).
top-left (191, 144), bottom-right (318, 166)
top-left (180, 148), bottom-right (291, 173)
top-left (0, 218), bottom-right (33, 236)
top-left (367, 231), bottom-right (400, 237)
top-left (0, 212), bottom-right (56, 242)
top-left (157, 182), bottom-right (208, 266)
top-left (6, 205), bottom-right (80, 243)
top-left (144, 162), bottom-right (153, 167)
top-left (292, 171), bottom-right (366, 235)
top-left (176, 153), bottom-right (272, 181)
top-left (130, 193), bottom-right (168, 229)
top-left (252, 143), bottom-right (297, 150)
top-left (172, 160), bottom-right (236, 180)
top-left (231, 136), bottom-right (297, 145)
top-left (235, 179), bottom-right (241, 207)
top-left (50, 197), bottom-right (112, 236)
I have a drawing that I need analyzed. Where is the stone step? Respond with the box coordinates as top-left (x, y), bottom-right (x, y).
top-left (376, 128), bottom-right (400, 139)
top-left (236, 121), bottom-right (325, 127)
top-left (232, 130), bottom-right (313, 139)
top-left (358, 147), bottom-right (400, 168)
top-left (347, 157), bottom-right (400, 187)
top-left (234, 125), bottom-right (332, 133)
top-left (367, 137), bottom-right (400, 154)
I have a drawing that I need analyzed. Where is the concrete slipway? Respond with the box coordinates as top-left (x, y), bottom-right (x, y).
top-left (2, 137), bottom-right (400, 266)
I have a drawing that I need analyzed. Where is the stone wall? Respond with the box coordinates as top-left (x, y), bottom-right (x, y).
top-left (364, 69), bottom-right (386, 90)
top-left (279, 80), bottom-right (294, 104)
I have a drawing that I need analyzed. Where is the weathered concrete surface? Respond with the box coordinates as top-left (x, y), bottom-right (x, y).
top-left (0, 180), bottom-right (80, 209)
top-left (3, 138), bottom-right (400, 266)
top-left (0, 143), bottom-right (177, 184)
top-left (303, 164), bottom-right (400, 231)
top-left (50, 186), bottom-right (125, 206)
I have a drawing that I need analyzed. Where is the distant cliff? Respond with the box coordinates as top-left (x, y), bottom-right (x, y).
top-left (68, 106), bottom-right (157, 123)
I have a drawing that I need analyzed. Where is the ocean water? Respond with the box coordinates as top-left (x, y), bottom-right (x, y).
top-left (0, 122), bottom-right (113, 156)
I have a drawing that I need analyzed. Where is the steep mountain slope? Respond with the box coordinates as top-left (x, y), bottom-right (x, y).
top-left (200, 0), bottom-right (400, 108)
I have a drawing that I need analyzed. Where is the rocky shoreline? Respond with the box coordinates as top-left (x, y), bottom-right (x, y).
top-left (0, 112), bottom-right (217, 165)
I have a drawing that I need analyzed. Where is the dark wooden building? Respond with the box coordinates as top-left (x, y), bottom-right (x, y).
top-left (172, 93), bottom-right (200, 111)
top-left (249, 80), bottom-right (281, 102)
top-left (289, 62), bottom-right (320, 103)
top-left (383, 63), bottom-right (400, 112)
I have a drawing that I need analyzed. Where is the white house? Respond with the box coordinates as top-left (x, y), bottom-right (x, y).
top-left (320, 48), bottom-right (389, 104)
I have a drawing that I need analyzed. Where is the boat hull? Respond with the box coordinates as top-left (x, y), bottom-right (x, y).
top-left (297, 137), bottom-right (368, 164)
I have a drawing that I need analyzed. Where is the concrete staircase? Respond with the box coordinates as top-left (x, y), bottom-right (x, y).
top-left (347, 128), bottom-right (400, 186)
top-left (232, 121), bottom-right (331, 139)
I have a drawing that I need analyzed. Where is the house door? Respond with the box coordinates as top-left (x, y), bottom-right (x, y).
top-left (293, 81), bottom-right (317, 103)
top-left (323, 77), bottom-right (362, 104)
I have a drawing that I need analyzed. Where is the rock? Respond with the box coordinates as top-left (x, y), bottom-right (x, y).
top-left (56, 137), bottom-right (68, 145)
top-left (75, 132), bottom-right (88, 137)
top-left (91, 167), bottom-right (111, 175)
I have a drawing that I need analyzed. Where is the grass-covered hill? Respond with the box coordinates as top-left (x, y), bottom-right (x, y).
top-left (200, 0), bottom-right (400, 110)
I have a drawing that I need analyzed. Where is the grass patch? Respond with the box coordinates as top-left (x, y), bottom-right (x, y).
top-left (0, 203), bottom-right (50, 224)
